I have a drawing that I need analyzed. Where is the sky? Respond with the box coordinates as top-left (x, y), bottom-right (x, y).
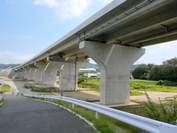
top-left (0, 0), bottom-right (177, 65)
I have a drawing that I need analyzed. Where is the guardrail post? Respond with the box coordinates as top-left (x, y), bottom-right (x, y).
top-left (96, 112), bottom-right (98, 119)
top-left (72, 103), bottom-right (74, 109)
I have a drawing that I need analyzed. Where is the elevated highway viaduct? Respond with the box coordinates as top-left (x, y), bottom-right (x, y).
top-left (11, 0), bottom-right (177, 105)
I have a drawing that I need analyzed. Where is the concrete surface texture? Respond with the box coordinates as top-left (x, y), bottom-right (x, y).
top-left (0, 94), bottom-right (95, 133)
top-left (27, 68), bottom-right (36, 81)
top-left (35, 62), bottom-right (58, 85)
top-left (80, 41), bottom-right (145, 105)
top-left (23, 67), bottom-right (30, 79)
top-left (51, 61), bottom-right (88, 91)
top-left (33, 68), bottom-right (43, 82)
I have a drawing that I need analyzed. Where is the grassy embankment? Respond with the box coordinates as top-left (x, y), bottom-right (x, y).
top-left (24, 83), bottom-right (58, 92)
top-left (130, 80), bottom-right (177, 92)
top-left (29, 96), bottom-right (146, 133)
top-left (0, 97), bottom-right (4, 107)
top-left (28, 91), bottom-right (177, 133)
top-left (0, 84), bottom-right (11, 93)
top-left (78, 77), bottom-right (177, 94)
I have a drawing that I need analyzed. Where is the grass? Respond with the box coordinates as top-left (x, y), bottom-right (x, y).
top-left (0, 97), bottom-right (4, 107)
top-left (0, 84), bottom-right (11, 93)
top-left (78, 78), bottom-right (177, 93)
top-left (130, 80), bottom-right (177, 92)
top-left (78, 78), bottom-right (143, 95)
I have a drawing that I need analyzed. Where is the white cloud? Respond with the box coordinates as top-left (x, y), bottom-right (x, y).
top-left (34, 0), bottom-right (92, 19)
top-left (0, 51), bottom-right (36, 62)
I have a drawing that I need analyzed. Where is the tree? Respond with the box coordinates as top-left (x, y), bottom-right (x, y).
top-left (149, 65), bottom-right (165, 80)
top-left (132, 64), bottom-right (149, 79)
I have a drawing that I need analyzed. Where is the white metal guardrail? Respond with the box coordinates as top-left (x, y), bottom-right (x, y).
top-left (24, 94), bottom-right (177, 133)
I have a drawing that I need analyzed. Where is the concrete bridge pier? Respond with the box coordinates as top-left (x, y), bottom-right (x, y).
top-left (79, 41), bottom-right (145, 105)
top-left (49, 60), bottom-right (88, 91)
top-left (27, 65), bottom-right (38, 81)
top-left (19, 69), bottom-right (25, 79)
top-left (33, 67), bottom-right (43, 83)
top-left (23, 67), bottom-right (30, 80)
top-left (34, 62), bottom-right (58, 86)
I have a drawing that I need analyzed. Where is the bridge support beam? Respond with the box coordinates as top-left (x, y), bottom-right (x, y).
top-left (79, 41), bottom-right (145, 105)
top-left (33, 67), bottom-right (43, 83)
top-left (49, 60), bottom-right (88, 91)
top-left (27, 67), bottom-right (36, 81)
top-left (23, 67), bottom-right (30, 80)
top-left (35, 62), bottom-right (58, 85)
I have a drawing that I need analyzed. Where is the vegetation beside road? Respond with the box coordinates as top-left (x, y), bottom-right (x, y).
top-left (0, 97), bottom-right (4, 107)
top-left (24, 84), bottom-right (57, 92)
top-left (29, 96), bottom-right (146, 133)
top-left (0, 84), bottom-right (11, 93)
top-left (28, 91), bottom-right (177, 133)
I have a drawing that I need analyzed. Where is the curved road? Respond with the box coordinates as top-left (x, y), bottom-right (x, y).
top-left (0, 94), bottom-right (95, 133)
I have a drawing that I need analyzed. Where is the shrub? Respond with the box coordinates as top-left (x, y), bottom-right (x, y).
top-left (133, 86), bottom-right (140, 89)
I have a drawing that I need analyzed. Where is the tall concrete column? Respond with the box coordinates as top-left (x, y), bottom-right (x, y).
top-left (33, 68), bottom-right (43, 83)
top-left (34, 62), bottom-right (58, 85)
top-left (79, 41), bottom-right (145, 105)
top-left (27, 65), bottom-right (38, 81)
top-left (49, 60), bottom-right (88, 91)
top-left (23, 67), bottom-right (30, 79)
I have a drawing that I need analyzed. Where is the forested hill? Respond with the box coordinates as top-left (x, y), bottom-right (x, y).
top-left (0, 64), bottom-right (20, 69)
top-left (82, 62), bottom-right (98, 68)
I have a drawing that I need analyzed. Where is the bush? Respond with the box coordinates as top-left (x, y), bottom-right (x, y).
top-left (156, 80), bottom-right (177, 86)
top-left (133, 86), bottom-right (140, 89)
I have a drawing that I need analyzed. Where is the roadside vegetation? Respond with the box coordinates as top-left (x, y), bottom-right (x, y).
top-left (28, 96), bottom-right (146, 133)
top-left (0, 97), bottom-right (4, 107)
top-left (27, 91), bottom-right (177, 133)
top-left (24, 83), bottom-right (57, 92)
top-left (0, 84), bottom-right (11, 93)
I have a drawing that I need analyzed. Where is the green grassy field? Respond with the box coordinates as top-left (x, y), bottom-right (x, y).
top-left (130, 80), bottom-right (177, 92)
top-left (0, 84), bottom-right (11, 93)
top-left (78, 77), bottom-right (177, 94)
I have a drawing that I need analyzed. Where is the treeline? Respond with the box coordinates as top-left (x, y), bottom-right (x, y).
top-left (132, 57), bottom-right (177, 82)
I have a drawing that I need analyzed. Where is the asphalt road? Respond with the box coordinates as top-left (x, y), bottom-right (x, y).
top-left (0, 94), bottom-right (95, 133)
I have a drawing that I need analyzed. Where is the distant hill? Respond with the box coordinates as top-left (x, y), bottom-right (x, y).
top-left (0, 64), bottom-right (20, 69)
top-left (82, 62), bottom-right (98, 68)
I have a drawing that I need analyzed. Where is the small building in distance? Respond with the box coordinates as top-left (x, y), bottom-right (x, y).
top-left (79, 68), bottom-right (96, 72)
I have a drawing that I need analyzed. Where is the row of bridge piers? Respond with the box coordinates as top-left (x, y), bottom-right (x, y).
top-left (11, 41), bottom-right (145, 105)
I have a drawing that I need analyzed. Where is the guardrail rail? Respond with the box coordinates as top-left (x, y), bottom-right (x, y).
top-left (24, 94), bottom-right (177, 133)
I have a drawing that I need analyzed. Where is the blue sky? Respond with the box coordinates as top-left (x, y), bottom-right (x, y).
top-left (0, 0), bottom-right (177, 65)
